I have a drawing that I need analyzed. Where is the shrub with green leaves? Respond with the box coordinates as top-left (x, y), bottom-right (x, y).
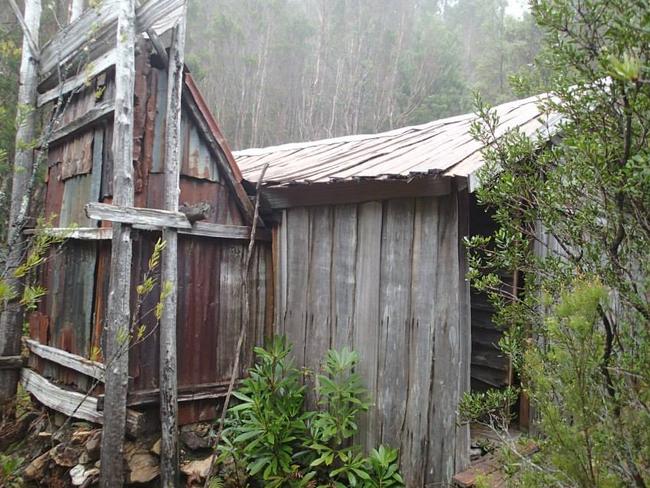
top-left (214, 337), bottom-right (404, 488)
top-left (462, 0), bottom-right (650, 486)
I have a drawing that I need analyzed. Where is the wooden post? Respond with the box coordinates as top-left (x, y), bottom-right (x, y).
top-left (99, 0), bottom-right (136, 486)
top-left (0, 0), bottom-right (41, 407)
top-left (68, 0), bottom-right (84, 22)
top-left (159, 7), bottom-right (186, 487)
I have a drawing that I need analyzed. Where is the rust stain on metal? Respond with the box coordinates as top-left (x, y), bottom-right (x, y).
top-left (181, 121), bottom-right (219, 182)
top-left (91, 241), bottom-right (111, 363)
top-left (61, 131), bottom-right (94, 180)
top-left (44, 162), bottom-right (65, 225)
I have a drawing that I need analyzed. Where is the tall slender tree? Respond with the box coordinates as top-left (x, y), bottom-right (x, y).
top-left (0, 0), bottom-right (41, 409)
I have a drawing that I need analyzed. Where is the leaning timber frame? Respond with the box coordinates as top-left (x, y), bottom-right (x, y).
top-left (10, 1), bottom-right (273, 485)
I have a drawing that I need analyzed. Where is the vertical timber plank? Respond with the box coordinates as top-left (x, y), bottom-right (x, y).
top-left (99, 0), bottom-right (136, 486)
top-left (377, 199), bottom-right (414, 448)
top-left (331, 204), bottom-right (357, 351)
top-left (305, 207), bottom-right (333, 403)
top-left (426, 190), bottom-right (461, 486)
top-left (455, 188), bottom-right (471, 473)
top-left (352, 201), bottom-right (382, 450)
top-left (284, 208), bottom-right (310, 369)
top-left (402, 197), bottom-right (438, 487)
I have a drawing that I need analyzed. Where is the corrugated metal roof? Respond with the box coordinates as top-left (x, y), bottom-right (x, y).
top-left (235, 94), bottom-right (562, 187)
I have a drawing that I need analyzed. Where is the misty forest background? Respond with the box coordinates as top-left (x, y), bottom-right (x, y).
top-left (0, 0), bottom-right (539, 162)
top-left (186, 0), bottom-right (539, 149)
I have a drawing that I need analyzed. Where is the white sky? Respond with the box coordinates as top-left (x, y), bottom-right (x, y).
top-left (506, 0), bottom-right (529, 18)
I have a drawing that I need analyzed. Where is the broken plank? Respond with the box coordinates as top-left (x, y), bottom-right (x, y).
top-left (24, 339), bottom-right (104, 381)
top-left (20, 368), bottom-right (148, 437)
top-left (85, 202), bottom-right (192, 229)
top-left (49, 102), bottom-right (114, 145)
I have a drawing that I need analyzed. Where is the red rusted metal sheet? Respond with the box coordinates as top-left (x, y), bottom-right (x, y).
top-left (181, 116), bottom-right (219, 182)
top-left (178, 400), bottom-right (217, 426)
top-left (128, 233), bottom-right (162, 391)
top-left (178, 177), bottom-right (244, 225)
top-left (44, 162), bottom-right (65, 225)
top-left (91, 241), bottom-right (111, 363)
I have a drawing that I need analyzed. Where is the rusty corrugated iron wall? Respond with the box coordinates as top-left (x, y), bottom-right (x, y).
top-left (30, 39), bottom-right (272, 424)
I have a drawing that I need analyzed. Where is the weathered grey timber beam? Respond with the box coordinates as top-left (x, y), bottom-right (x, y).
top-left (100, 0), bottom-right (137, 484)
top-left (48, 102), bottom-right (114, 145)
top-left (20, 369), bottom-right (150, 437)
top-left (160, 8), bottom-right (186, 486)
top-left (24, 339), bottom-right (105, 381)
top-left (37, 49), bottom-right (117, 107)
top-left (96, 380), bottom-right (239, 409)
top-left (261, 176), bottom-right (451, 209)
top-left (24, 227), bottom-right (113, 240)
top-left (69, 0), bottom-right (85, 22)
top-left (180, 222), bottom-right (271, 241)
top-left (25, 224), bottom-right (269, 241)
top-left (85, 202), bottom-right (192, 229)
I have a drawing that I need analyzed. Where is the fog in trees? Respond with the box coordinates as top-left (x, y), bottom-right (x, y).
top-left (186, 0), bottom-right (541, 149)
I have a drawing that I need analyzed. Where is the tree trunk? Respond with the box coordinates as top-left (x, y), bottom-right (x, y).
top-left (159, 9), bottom-right (186, 487)
top-left (99, 0), bottom-right (136, 486)
top-left (0, 0), bottom-right (41, 409)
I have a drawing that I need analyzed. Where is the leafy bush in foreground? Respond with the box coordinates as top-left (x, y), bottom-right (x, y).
top-left (213, 337), bottom-right (404, 488)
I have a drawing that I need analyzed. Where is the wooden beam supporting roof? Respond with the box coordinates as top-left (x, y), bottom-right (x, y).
top-left (261, 175), bottom-right (451, 209)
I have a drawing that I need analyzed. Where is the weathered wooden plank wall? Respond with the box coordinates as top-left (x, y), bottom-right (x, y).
top-left (273, 189), bottom-right (470, 487)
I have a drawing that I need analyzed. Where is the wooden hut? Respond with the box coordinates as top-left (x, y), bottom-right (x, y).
top-left (234, 95), bottom-right (560, 487)
top-left (23, 26), bottom-right (272, 426)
